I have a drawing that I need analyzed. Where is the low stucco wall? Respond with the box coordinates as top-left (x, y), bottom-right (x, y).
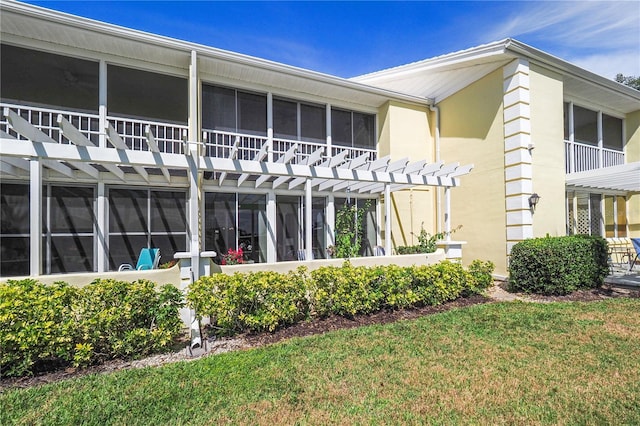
top-left (0, 264), bottom-right (181, 287)
top-left (217, 249), bottom-right (447, 275)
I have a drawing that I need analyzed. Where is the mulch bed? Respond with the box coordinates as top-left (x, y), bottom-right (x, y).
top-left (3, 286), bottom-right (638, 391)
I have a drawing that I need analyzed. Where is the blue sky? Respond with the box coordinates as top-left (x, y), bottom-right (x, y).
top-left (25, 1), bottom-right (640, 80)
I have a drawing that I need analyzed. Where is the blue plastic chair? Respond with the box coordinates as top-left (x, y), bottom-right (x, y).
top-left (119, 248), bottom-right (161, 271)
top-left (629, 238), bottom-right (640, 272)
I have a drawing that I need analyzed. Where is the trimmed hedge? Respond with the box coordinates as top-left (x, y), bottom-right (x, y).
top-left (187, 260), bottom-right (495, 335)
top-left (508, 235), bottom-right (609, 295)
top-left (0, 279), bottom-right (183, 378)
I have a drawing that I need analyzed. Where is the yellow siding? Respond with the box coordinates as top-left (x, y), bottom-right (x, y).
top-left (377, 101), bottom-right (435, 249)
top-left (625, 110), bottom-right (640, 236)
top-left (529, 64), bottom-right (566, 237)
top-left (438, 69), bottom-right (507, 274)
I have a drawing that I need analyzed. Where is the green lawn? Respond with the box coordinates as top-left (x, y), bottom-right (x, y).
top-left (2, 299), bottom-right (640, 425)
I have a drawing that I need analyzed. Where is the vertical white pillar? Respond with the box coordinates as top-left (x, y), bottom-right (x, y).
top-left (30, 160), bottom-right (42, 276)
top-left (267, 92), bottom-right (274, 163)
top-left (597, 110), bottom-right (603, 168)
top-left (326, 104), bottom-right (332, 158)
top-left (568, 102), bottom-right (574, 173)
top-left (444, 186), bottom-right (451, 241)
top-left (99, 60), bottom-right (107, 148)
top-left (384, 184), bottom-right (391, 256)
top-left (326, 194), bottom-right (335, 248)
top-left (266, 190), bottom-right (277, 263)
top-left (96, 182), bottom-right (107, 272)
top-left (187, 50), bottom-right (200, 277)
top-left (305, 179), bottom-right (313, 260)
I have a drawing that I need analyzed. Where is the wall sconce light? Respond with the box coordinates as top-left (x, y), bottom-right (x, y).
top-left (528, 193), bottom-right (541, 211)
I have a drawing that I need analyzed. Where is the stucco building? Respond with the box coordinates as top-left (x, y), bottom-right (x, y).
top-left (1, 1), bottom-right (638, 279)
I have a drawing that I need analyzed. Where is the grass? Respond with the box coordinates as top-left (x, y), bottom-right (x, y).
top-left (2, 299), bottom-right (640, 425)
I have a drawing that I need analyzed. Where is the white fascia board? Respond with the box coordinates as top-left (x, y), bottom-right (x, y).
top-left (505, 39), bottom-right (640, 103)
top-left (1, 1), bottom-right (432, 107)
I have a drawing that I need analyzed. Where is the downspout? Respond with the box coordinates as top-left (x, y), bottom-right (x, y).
top-left (430, 104), bottom-right (441, 234)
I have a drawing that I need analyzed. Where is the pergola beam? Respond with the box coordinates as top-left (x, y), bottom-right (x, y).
top-left (145, 125), bottom-right (171, 183)
top-left (106, 123), bottom-right (149, 182)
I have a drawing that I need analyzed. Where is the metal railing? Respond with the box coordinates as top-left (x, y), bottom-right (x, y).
top-left (107, 116), bottom-right (187, 154)
top-left (565, 140), bottom-right (625, 173)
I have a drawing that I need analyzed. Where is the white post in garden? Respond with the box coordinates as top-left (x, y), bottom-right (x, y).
top-left (96, 182), bottom-right (107, 272)
top-left (327, 194), bottom-right (335, 251)
top-left (444, 186), bottom-right (451, 241)
top-left (187, 50), bottom-right (200, 279)
top-left (384, 183), bottom-right (392, 256)
top-left (266, 190), bottom-right (277, 263)
top-left (305, 178), bottom-right (313, 260)
top-left (30, 159), bottom-right (42, 276)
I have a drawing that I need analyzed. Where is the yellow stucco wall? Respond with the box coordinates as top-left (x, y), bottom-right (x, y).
top-left (625, 110), bottom-right (640, 236)
top-left (377, 101), bottom-right (435, 249)
top-left (438, 68), bottom-right (507, 273)
top-left (529, 64), bottom-right (566, 237)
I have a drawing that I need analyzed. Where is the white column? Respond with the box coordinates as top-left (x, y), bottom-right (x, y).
top-left (266, 190), bottom-right (277, 263)
top-left (267, 92), bottom-right (274, 162)
top-left (326, 194), bottom-right (335, 248)
top-left (30, 160), bottom-right (42, 276)
top-left (96, 182), bottom-right (107, 272)
top-left (326, 104), bottom-right (332, 158)
top-left (99, 60), bottom-right (107, 148)
top-left (187, 50), bottom-right (200, 277)
top-left (384, 184), bottom-right (391, 256)
top-left (444, 186), bottom-right (451, 241)
top-left (597, 110), bottom-right (603, 168)
top-left (305, 179), bottom-right (313, 260)
top-left (568, 102), bottom-right (574, 173)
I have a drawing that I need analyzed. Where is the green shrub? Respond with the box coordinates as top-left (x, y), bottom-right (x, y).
top-left (74, 279), bottom-right (184, 363)
top-left (0, 280), bottom-right (77, 377)
top-left (0, 279), bottom-right (184, 378)
top-left (310, 262), bottom-right (383, 317)
top-left (189, 260), bottom-right (495, 335)
top-left (508, 235), bottom-right (609, 295)
top-left (188, 269), bottom-right (309, 334)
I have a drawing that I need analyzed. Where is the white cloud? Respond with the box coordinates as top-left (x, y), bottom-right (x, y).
top-left (485, 1), bottom-right (640, 78)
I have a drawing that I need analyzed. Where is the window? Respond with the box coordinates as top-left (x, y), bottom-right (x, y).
top-left (573, 105), bottom-right (598, 145)
top-left (202, 85), bottom-right (267, 136)
top-left (108, 188), bottom-right (187, 270)
top-left (603, 114), bottom-right (623, 150)
top-left (204, 192), bottom-right (267, 264)
top-left (45, 186), bottom-right (96, 274)
top-left (0, 183), bottom-right (30, 277)
top-left (331, 108), bottom-right (376, 149)
top-left (334, 197), bottom-right (377, 256)
top-left (108, 65), bottom-right (188, 123)
top-left (274, 99), bottom-right (326, 143)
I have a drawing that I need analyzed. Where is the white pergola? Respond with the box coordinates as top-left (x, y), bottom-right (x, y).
top-left (566, 162), bottom-right (640, 193)
top-left (1, 107), bottom-right (473, 274)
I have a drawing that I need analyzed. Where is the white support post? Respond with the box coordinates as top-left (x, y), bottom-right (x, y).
top-left (30, 160), bottom-right (42, 276)
top-left (267, 92), bottom-right (274, 163)
top-left (597, 110), bottom-right (603, 168)
top-left (99, 60), bottom-right (107, 148)
top-left (384, 183), bottom-right (391, 256)
top-left (326, 104), bottom-right (332, 159)
top-left (187, 50), bottom-right (200, 278)
top-left (326, 194), bottom-right (335, 250)
top-left (96, 182), bottom-right (107, 272)
top-left (568, 102), bottom-right (575, 173)
top-left (305, 179), bottom-right (313, 260)
top-left (266, 191), bottom-right (277, 263)
top-left (444, 186), bottom-right (451, 241)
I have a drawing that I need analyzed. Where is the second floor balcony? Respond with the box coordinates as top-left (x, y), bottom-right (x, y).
top-left (565, 140), bottom-right (625, 174)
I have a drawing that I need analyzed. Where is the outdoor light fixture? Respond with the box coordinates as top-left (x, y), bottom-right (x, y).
top-left (528, 193), bottom-right (541, 211)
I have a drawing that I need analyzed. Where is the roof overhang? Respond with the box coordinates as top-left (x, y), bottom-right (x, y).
top-left (0, 1), bottom-right (432, 109)
top-left (566, 162), bottom-right (640, 193)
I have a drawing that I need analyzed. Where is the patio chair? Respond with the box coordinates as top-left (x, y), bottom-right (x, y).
top-left (374, 245), bottom-right (385, 256)
top-left (629, 238), bottom-right (640, 272)
top-left (119, 247), bottom-right (161, 271)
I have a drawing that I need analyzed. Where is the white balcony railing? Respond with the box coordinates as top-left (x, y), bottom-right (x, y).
top-left (203, 129), bottom-right (377, 165)
top-left (1, 103), bottom-right (378, 169)
top-left (565, 140), bottom-right (624, 173)
top-left (0, 103), bottom-right (189, 155)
